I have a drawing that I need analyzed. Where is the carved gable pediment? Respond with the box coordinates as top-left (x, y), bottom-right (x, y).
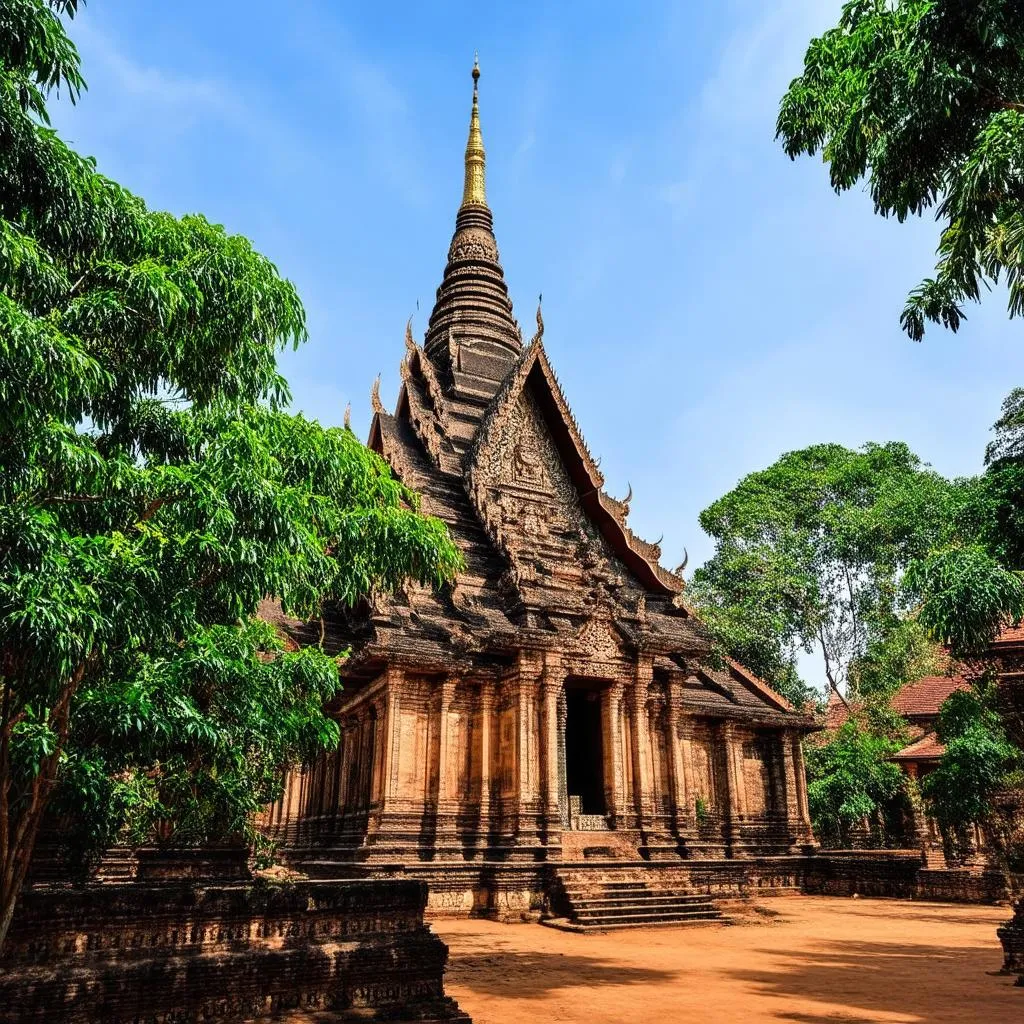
top-left (574, 616), bottom-right (624, 662)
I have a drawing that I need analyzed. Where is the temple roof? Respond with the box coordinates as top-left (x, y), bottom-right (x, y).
top-left (268, 62), bottom-right (810, 729)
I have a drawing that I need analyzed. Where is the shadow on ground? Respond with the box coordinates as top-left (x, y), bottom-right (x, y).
top-left (448, 949), bottom-right (671, 997)
top-left (728, 938), bottom-right (1013, 1023)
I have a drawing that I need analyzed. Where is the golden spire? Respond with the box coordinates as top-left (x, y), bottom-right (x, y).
top-left (461, 54), bottom-right (486, 208)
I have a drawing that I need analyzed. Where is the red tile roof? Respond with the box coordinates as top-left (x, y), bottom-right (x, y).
top-left (890, 675), bottom-right (969, 718)
top-left (821, 672), bottom-right (968, 732)
top-left (994, 623), bottom-right (1024, 646)
top-left (824, 693), bottom-right (852, 730)
top-left (892, 731), bottom-right (946, 761)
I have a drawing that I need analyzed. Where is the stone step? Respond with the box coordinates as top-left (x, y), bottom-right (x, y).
top-left (542, 914), bottom-right (726, 933)
top-left (567, 895), bottom-right (715, 910)
top-left (560, 879), bottom-right (650, 889)
top-left (572, 909), bottom-right (722, 925)
top-left (551, 868), bottom-right (728, 931)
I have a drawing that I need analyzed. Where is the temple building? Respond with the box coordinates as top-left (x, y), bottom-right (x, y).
top-left (264, 62), bottom-right (817, 916)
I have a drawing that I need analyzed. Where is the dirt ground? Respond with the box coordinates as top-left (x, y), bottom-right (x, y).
top-left (434, 896), bottom-right (1020, 1024)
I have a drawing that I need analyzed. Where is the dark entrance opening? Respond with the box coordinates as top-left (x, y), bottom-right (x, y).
top-left (565, 687), bottom-right (606, 816)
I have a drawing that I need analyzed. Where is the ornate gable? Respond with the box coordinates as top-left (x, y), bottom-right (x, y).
top-left (466, 328), bottom-right (683, 610)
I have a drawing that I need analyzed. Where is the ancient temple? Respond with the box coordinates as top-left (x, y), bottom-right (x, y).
top-left (264, 62), bottom-right (817, 914)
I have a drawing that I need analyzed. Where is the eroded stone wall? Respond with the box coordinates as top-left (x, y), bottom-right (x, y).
top-left (0, 878), bottom-right (469, 1023)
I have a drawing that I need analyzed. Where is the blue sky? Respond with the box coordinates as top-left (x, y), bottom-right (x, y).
top-left (54, 2), bottom-right (1024, 618)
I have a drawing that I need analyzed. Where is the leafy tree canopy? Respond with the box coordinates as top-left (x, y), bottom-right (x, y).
top-left (905, 388), bottom-right (1024, 656)
top-left (804, 717), bottom-right (907, 848)
top-left (0, 0), bottom-right (461, 950)
top-left (778, 0), bottom-right (1024, 339)
top-left (923, 683), bottom-right (1022, 874)
top-left (690, 441), bottom-right (955, 701)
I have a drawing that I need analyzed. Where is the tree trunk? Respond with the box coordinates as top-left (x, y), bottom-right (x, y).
top-left (0, 663), bottom-right (85, 955)
top-left (0, 760), bottom-right (56, 955)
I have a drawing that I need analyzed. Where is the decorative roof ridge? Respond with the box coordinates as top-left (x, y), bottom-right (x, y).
top-left (399, 360), bottom-right (449, 470)
top-left (402, 318), bottom-right (454, 435)
top-left (725, 656), bottom-right (795, 713)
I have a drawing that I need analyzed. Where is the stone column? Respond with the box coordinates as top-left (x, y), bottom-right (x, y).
top-left (631, 657), bottom-right (656, 835)
top-left (380, 671), bottom-right (403, 808)
top-left (479, 682), bottom-right (494, 822)
top-left (604, 681), bottom-right (626, 826)
top-left (357, 710), bottom-right (372, 809)
top-left (541, 655), bottom-right (563, 824)
top-left (540, 656), bottom-right (564, 856)
top-left (666, 677), bottom-right (688, 837)
top-left (791, 732), bottom-right (813, 834)
top-left (432, 677), bottom-right (459, 857)
top-left (779, 729), bottom-right (802, 847)
top-left (512, 654), bottom-right (542, 851)
top-left (721, 721), bottom-right (745, 856)
top-left (556, 687), bottom-right (569, 827)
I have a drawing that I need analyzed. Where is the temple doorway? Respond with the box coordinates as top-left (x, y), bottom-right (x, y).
top-left (564, 686), bottom-right (606, 821)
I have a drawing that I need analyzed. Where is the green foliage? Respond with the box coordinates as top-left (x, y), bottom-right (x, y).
top-left (805, 719), bottom-right (906, 847)
top-left (0, 0), bottom-right (461, 945)
top-left (923, 685), bottom-right (1019, 843)
top-left (690, 441), bottom-right (955, 699)
top-left (904, 545), bottom-right (1024, 656)
top-left (849, 617), bottom-right (945, 697)
top-left (778, 1), bottom-right (1024, 339)
top-left (978, 388), bottom-right (1024, 570)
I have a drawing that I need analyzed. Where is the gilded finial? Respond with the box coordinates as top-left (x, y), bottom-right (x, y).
top-left (343, 402), bottom-right (352, 430)
top-left (461, 55), bottom-right (486, 208)
top-left (623, 482), bottom-right (632, 512)
top-left (405, 316), bottom-right (416, 356)
top-left (534, 294), bottom-right (544, 342)
top-left (371, 374), bottom-right (384, 416)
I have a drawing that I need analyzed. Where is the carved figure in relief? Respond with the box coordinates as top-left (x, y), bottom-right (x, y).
top-left (512, 439), bottom-right (543, 483)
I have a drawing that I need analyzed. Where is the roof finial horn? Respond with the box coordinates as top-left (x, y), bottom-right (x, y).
top-left (371, 374), bottom-right (384, 416)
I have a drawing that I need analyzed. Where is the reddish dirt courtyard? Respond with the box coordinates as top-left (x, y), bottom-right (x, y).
top-left (434, 896), bottom-right (1020, 1023)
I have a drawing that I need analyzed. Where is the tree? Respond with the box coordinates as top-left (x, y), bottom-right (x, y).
top-left (903, 389), bottom-right (1024, 656)
top-left (690, 442), bottom-right (955, 702)
top-left (778, 1), bottom-right (1024, 340)
top-left (923, 683), bottom-right (1023, 881)
top-left (0, 2), bottom-right (461, 951)
top-left (804, 714), bottom-right (907, 848)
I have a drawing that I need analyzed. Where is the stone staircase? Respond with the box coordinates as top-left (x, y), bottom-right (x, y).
top-left (544, 870), bottom-right (727, 932)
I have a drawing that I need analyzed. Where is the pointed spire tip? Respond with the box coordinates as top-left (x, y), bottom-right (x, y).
top-left (461, 55), bottom-right (486, 208)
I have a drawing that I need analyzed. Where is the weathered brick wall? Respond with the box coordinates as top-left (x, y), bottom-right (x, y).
top-left (0, 878), bottom-right (469, 1023)
top-left (805, 851), bottom-right (1010, 904)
